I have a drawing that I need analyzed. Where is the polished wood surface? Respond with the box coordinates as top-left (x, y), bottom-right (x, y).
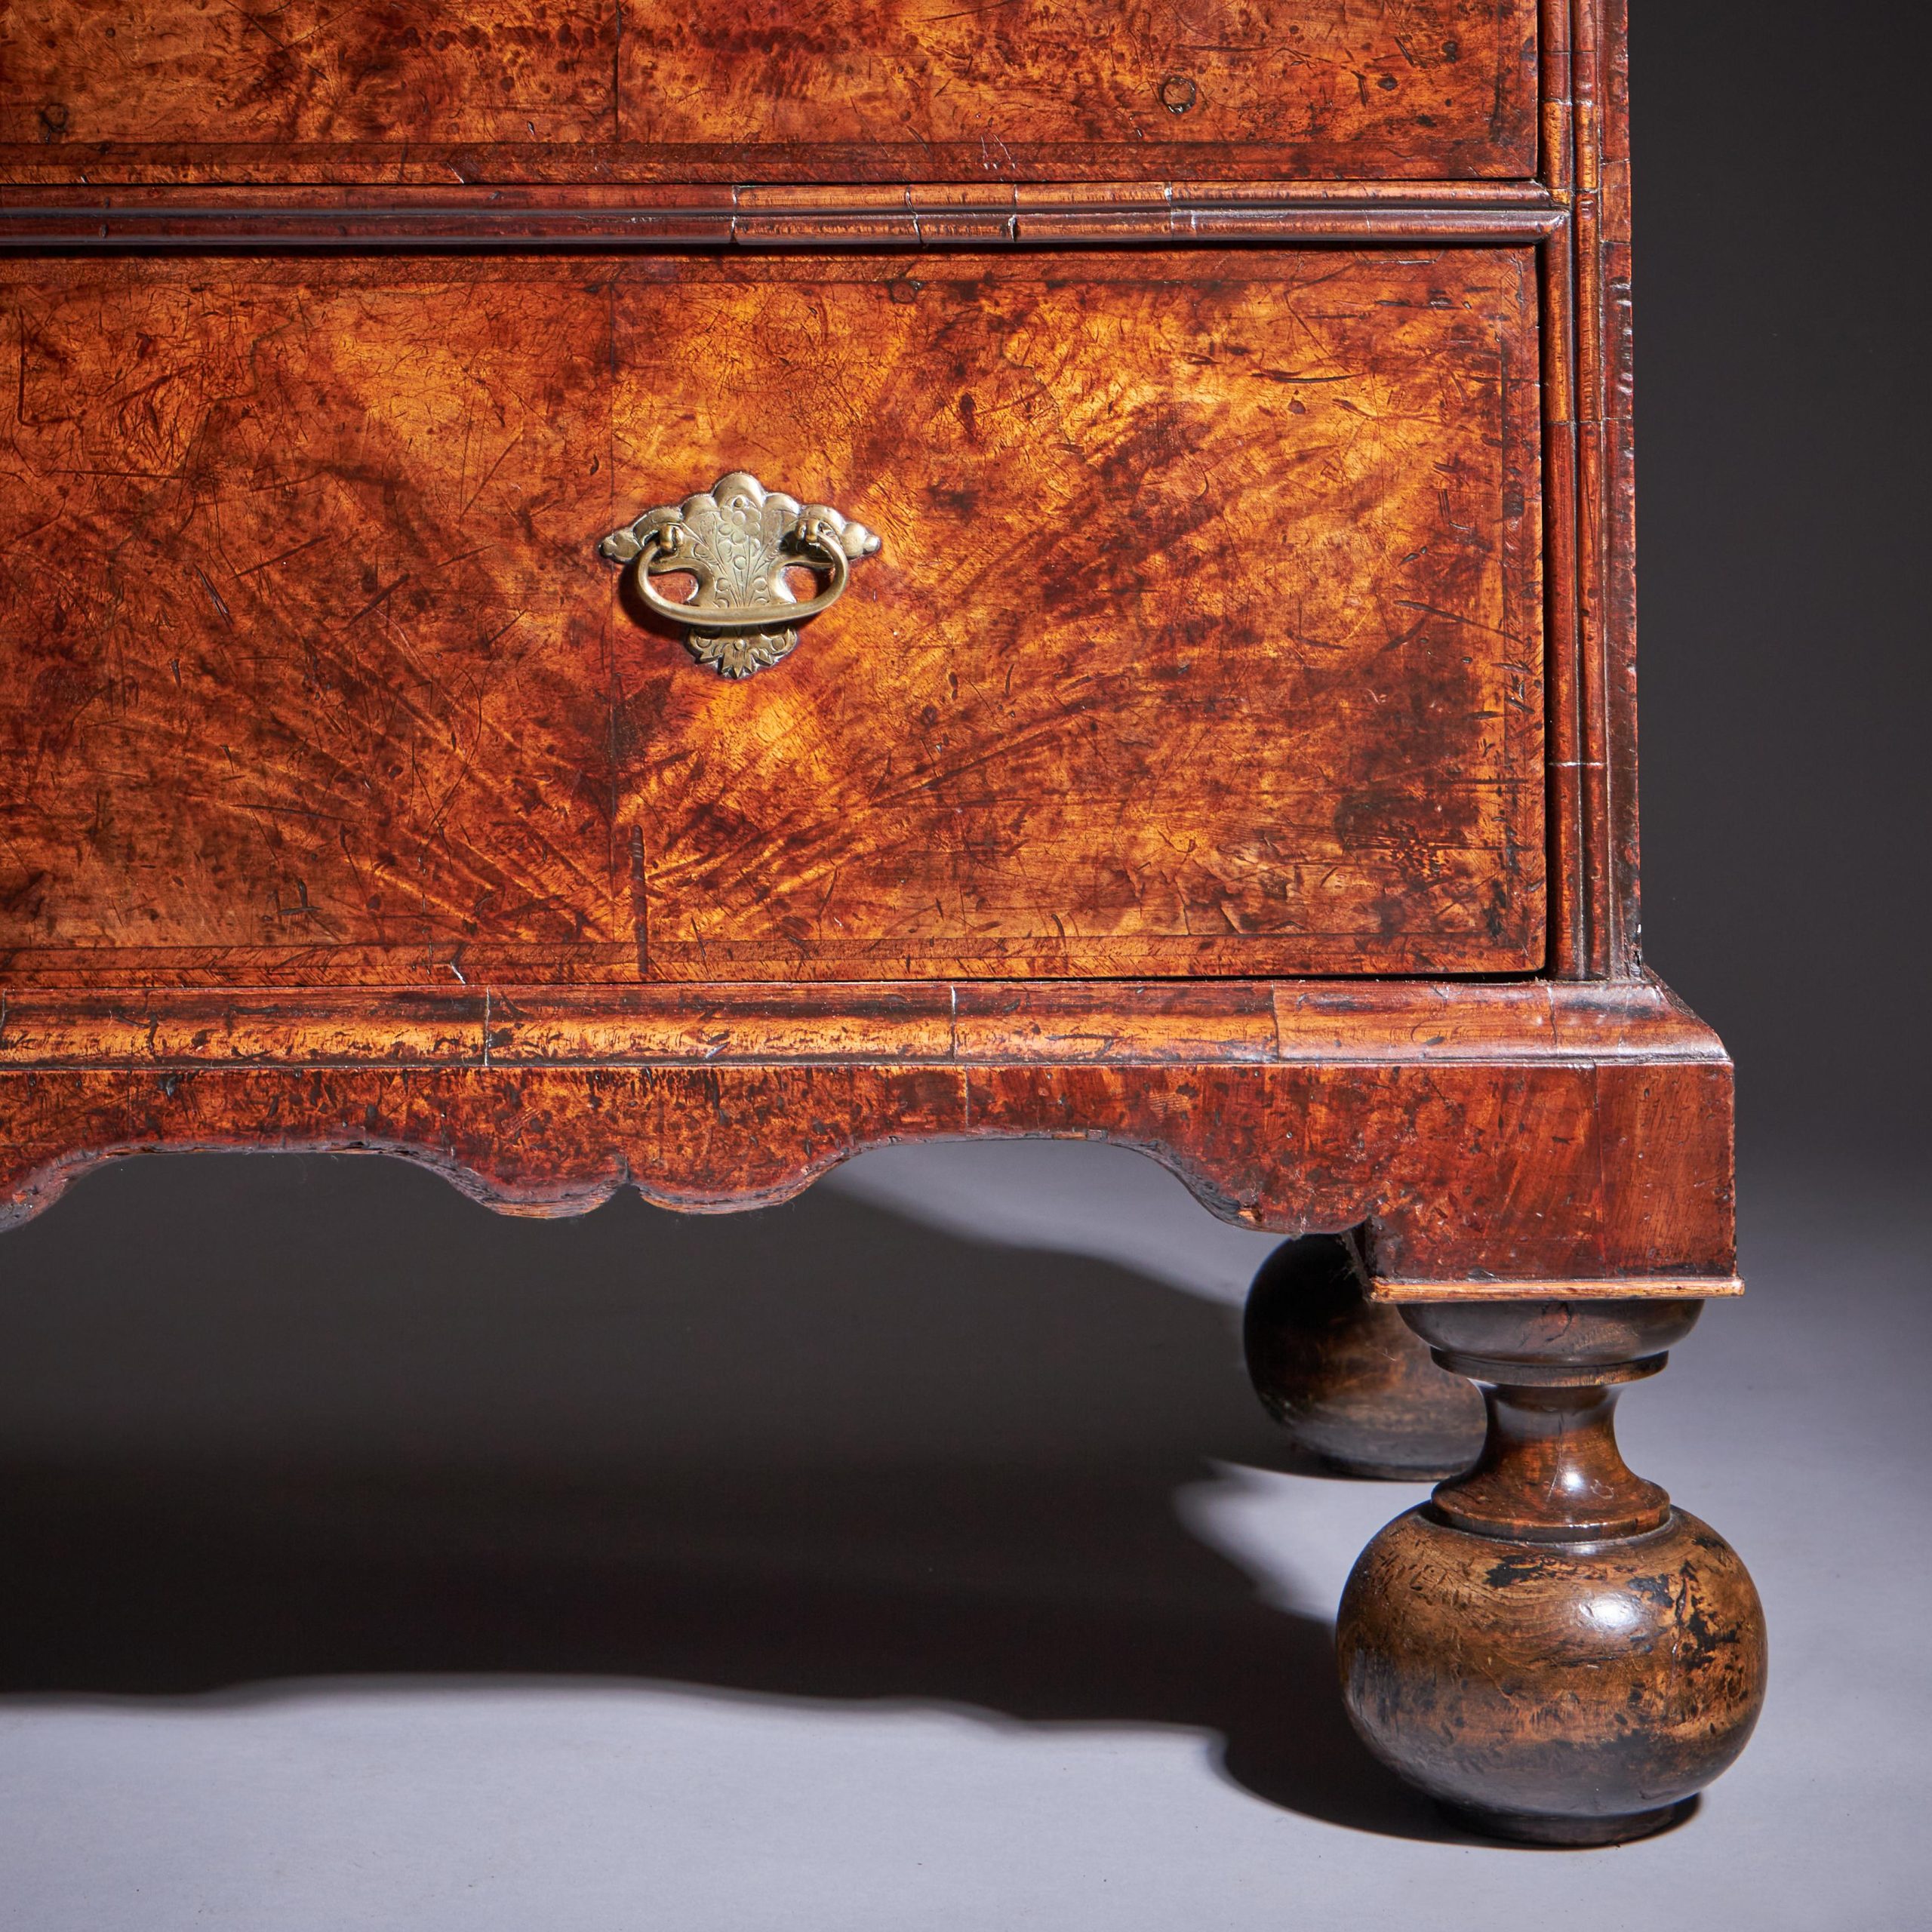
top-left (0, 975), bottom-right (1724, 1065)
top-left (1337, 1300), bottom-right (1767, 1844)
top-left (0, 0), bottom-right (1764, 1847)
top-left (1243, 1233), bottom-right (1484, 1480)
top-left (0, 180), bottom-right (1570, 250)
top-left (0, 250), bottom-right (1543, 983)
top-left (0, 0), bottom-right (1538, 183)
top-left (0, 983), bottom-right (1735, 1295)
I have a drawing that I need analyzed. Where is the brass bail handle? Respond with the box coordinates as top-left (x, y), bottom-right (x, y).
top-left (636, 526), bottom-right (850, 631)
top-left (599, 470), bottom-right (881, 679)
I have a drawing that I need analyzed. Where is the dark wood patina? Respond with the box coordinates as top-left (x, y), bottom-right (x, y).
top-left (1340, 1300), bottom-right (1767, 1844)
top-left (0, 0), bottom-right (1763, 1844)
top-left (1244, 1234), bottom-right (1485, 1481)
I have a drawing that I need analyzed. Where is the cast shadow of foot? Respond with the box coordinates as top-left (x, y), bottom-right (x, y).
top-left (0, 1152), bottom-right (1462, 1843)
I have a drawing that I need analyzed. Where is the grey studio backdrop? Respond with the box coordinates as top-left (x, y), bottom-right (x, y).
top-left (1, 7), bottom-right (1926, 1928)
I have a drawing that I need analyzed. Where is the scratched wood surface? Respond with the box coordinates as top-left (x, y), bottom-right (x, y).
top-left (0, 993), bottom-right (1736, 1284)
top-left (0, 0), bottom-right (1766, 1836)
top-left (0, 248), bottom-right (1543, 986)
top-left (0, 260), bottom-right (615, 987)
top-left (0, 0), bottom-right (1538, 183)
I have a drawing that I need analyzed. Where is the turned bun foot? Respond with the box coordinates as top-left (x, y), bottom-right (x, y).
top-left (1340, 1506), bottom-right (1766, 1844)
top-left (1243, 1235), bottom-right (1484, 1479)
top-left (1336, 1299), bottom-right (1767, 1844)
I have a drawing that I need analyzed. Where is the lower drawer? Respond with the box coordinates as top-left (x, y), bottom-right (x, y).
top-left (0, 249), bottom-right (1543, 986)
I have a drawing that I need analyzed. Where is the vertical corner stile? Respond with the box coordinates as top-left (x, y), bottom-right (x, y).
top-left (1567, 0), bottom-right (1620, 979)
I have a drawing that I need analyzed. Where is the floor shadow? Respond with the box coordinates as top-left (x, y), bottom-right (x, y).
top-left (0, 1152), bottom-right (1458, 1843)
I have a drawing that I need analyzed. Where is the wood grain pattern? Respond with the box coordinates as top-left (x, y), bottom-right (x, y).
top-left (620, 251), bottom-right (1544, 978)
top-left (1534, 0), bottom-right (1636, 978)
top-left (0, 0), bottom-right (620, 151)
top-left (0, 260), bottom-right (617, 986)
top-left (0, 977), bottom-right (1722, 1068)
top-left (1368, 1275), bottom-right (1742, 1300)
top-left (0, 0), bottom-right (1761, 1847)
top-left (0, 979), bottom-right (1734, 1287)
top-left (1597, 0), bottom-right (1642, 974)
top-left (0, 1054), bottom-right (1734, 1286)
top-left (0, 249), bottom-right (1544, 985)
top-left (0, 0), bottom-right (1537, 184)
top-left (964, 1058), bottom-right (1734, 1280)
top-left (619, 0), bottom-right (1537, 182)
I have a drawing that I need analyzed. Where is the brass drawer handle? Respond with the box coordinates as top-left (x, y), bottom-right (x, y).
top-left (599, 471), bottom-right (881, 678)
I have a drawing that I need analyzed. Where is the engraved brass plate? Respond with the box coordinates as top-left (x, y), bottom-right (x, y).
top-left (598, 471), bottom-right (881, 678)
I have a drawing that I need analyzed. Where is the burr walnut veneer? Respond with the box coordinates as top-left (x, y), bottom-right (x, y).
top-left (0, 0), bottom-right (1764, 1844)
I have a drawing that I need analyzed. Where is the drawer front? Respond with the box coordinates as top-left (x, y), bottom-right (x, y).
top-left (0, 0), bottom-right (1537, 182)
top-left (0, 251), bottom-right (1543, 986)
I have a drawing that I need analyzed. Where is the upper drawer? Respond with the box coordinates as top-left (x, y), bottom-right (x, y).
top-left (0, 249), bottom-right (1543, 986)
top-left (0, 0), bottom-right (1540, 183)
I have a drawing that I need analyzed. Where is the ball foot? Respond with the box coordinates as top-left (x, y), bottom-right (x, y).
top-left (1335, 1300), bottom-right (1767, 1843)
top-left (1242, 1235), bottom-right (1484, 1479)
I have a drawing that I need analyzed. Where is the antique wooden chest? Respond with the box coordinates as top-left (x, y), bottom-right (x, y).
top-left (0, 0), bottom-right (1764, 1842)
